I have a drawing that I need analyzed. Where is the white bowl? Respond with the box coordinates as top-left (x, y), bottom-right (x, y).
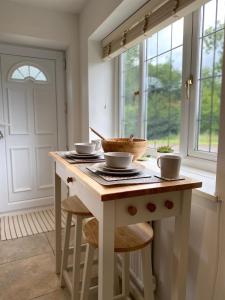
top-left (74, 143), bottom-right (95, 154)
top-left (104, 152), bottom-right (133, 169)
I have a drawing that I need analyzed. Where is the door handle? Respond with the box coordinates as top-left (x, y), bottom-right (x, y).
top-left (0, 130), bottom-right (3, 139)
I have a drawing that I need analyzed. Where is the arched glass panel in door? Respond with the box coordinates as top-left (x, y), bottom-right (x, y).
top-left (9, 63), bottom-right (48, 83)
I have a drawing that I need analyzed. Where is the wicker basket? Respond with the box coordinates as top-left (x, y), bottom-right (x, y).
top-left (102, 138), bottom-right (148, 161)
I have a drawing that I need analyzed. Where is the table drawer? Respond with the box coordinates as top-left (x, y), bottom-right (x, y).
top-left (115, 191), bottom-right (182, 226)
top-left (56, 162), bottom-right (77, 188)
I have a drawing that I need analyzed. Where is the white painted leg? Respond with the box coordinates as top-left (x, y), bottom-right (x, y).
top-left (98, 201), bottom-right (115, 300)
top-left (72, 215), bottom-right (83, 300)
top-left (114, 254), bottom-right (121, 295)
top-left (55, 171), bottom-right (62, 274)
top-left (60, 212), bottom-right (72, 287)
top-left (122, 253), bottom-right (130, 298)
top-left (141, 244), bottom-right (154, 300)
top-left (80, 243), bottom-right (95, 300)
top-left (171, 190), bottom-right (192, 300)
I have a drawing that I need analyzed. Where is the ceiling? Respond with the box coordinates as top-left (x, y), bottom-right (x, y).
top-left (8, 0), bottom-right (88, 14)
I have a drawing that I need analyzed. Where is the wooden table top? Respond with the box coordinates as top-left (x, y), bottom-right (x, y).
top-left (49, 152), bottom-right (202, 201)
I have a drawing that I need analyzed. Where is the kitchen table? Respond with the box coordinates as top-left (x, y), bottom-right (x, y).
top-left (49, 152), bottom-right (202, 300)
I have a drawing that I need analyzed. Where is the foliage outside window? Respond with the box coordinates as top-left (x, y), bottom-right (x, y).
top-left (119, 0), bottom-right (224, 160)
top-left (194, 0), bottom-right (224, 154)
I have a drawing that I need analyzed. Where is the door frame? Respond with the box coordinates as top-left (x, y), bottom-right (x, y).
top-left (0, 43), bottom-right (67, 213)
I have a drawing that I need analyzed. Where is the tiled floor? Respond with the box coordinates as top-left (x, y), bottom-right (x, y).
top-left (0, 231), bottom-right (71, 300)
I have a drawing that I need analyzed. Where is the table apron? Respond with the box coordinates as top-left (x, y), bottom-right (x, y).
top-left (115, 191), bottom-right (182, 226)
top-left (56, 162), bottom-right (102, 219)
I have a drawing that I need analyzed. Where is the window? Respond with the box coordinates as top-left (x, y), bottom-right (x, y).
top-left (119, 0), bottom-right (225, 161)
top-left (191, 0), bottom-right (224, 155)
top-left (9, 64), bottom-right (48, 82)
top-left (145, 19), bottom-right (184, 152)
top-left (120, 45), bottom-right (141, 137)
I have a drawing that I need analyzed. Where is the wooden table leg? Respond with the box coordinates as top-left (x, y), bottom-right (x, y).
top-left (55, 171), bottom-right (62, 274)
top-left (98, 201), bottom-right (115, 300)
top-left (171, 190), bottom-right (192, 300)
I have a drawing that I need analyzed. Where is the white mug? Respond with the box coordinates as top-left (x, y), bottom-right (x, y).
top-left (157, 155), bottom-right (181, 179)
top-left (91, 139), bottom-right (102, 151)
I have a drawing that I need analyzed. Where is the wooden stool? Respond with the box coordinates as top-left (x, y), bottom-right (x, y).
top-left (60, 196), bottom-right (92, 300)
top-left (81, 218), bottom-right (154, 300)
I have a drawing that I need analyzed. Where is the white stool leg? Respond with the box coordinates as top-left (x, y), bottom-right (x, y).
top-left (80, 243), bottom-right (95, 300)
top-left (114, 254), bottom-right (121, 295)
top-left (72, 215), bottom-right (83, 300)
top-left (141, 244), bottom-right (154, 300)
top-left (60, 212), bottom-right (72, 287)
top-left (122, 253), bottom-right (130, 298)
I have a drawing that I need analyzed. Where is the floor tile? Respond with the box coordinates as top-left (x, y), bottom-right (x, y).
top-left (0, 233), bottom-right (52, 265)
top-left (31, 288), bottom-right (70, 300)
top-left (0, 253), bottom-right (59, 300)
top-left (45, 227), bottom-right (86, 253)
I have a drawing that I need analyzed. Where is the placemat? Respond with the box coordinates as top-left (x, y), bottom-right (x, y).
top-left (56, 151), bottom-right (105, 164)
top-left (87, 165), bottom-right (153, 182)
top-left (77, 165), bottom-right (163, 186)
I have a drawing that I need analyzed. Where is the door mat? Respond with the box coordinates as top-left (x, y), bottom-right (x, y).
top-left (0, 207), bottom-right (71, 241)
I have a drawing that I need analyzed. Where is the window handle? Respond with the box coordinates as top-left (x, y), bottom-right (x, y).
top-left (185, 75), bottom-right (193, 100)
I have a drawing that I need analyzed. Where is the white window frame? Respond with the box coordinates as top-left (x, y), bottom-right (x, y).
top-left (118, 3), bottom-right (224, 166)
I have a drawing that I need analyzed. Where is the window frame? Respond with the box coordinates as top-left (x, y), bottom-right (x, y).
top-left (118, 3), bottom-right (224, 164)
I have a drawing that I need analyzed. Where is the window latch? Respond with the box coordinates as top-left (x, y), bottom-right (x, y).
top-left (185, 75), bottom-right (193, 100)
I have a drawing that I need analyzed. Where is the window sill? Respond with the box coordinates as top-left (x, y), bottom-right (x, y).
top-left (140, 158), bottom-right (218, 202)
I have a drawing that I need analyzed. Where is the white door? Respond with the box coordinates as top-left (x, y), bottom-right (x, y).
top-left (0, 53), bottom-right (64, 212)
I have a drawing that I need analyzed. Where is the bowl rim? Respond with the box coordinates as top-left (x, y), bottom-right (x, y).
top-left (104, 152), bottom-right (133, 158)
top-left (102, 138), bottom-right (147, 143)
top-left (74, 143), bottom-right (94, 147)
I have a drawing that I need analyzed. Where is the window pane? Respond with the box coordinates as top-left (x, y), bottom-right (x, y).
top-left (124, 67), bottom-right (140, 98)
top-left (30, 66), bottom-right (40, 78)
top-left (124, 95), bottom-right (140, 137)
top-left (203, 0), bottom-right (217, 35)
top-left (35, 72), bottom-right (47, 81)
top-left (147, 33), bottom-right (157, 59)
top-left (11, 70), bottom-right (24, 80)
top-left (215, 30), bottom-right (224, 75)
top-left (146, 19), bottom-right (183, 151)
top-left (217, 0), bottom-right (225, 30)
top-left (195, 0), bottom-right (224, 154)
top-left (158, 25), bottom-right (171, 55)
top-left (10, 64), bottom-right (47, 82)
top-left (18, 66), bottom-right (29, 78)
top-left (197, 79), bottom-right (212, 152)
top-left (121, 45), bottom-right (140, 137)
top-left (201, 35), bottom-right (214, 77)
top-left (172, 19), bottom-right (184, 48)
top-left (123, 45), bottom-right (140, 69)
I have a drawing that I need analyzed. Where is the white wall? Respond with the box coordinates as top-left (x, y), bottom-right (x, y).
top-left (79, 0), bottom-right (148, 140)
top-left (79, 0), bottom-right (123, 141)
top-left (0, 0), bottom-right (80, 147)
top-left (153, 194), bottom-right (219, 300)
top-left (88, 41), bottom-right (116, 139)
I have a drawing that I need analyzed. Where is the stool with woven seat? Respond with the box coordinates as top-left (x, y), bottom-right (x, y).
top-left (81, 218), bottom-right (155, 300)
top-left (60, 196), bottom-right (92, 300)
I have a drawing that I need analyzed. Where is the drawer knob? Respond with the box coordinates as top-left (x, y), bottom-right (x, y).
top-left (147, 202), bottom-right (156, 212)
top-left (67, 177), bottom-right (73, 183)
top-left (165, 200), bottom-right (174, 209)
top-left (127, 206), bottom-right (137, 216)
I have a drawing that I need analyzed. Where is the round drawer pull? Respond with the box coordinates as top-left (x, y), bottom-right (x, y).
top-left (165, 200), bottom-right (174, 209)
top-left (67, 177), bottom-right (73, 183)
top-left (147, 203), bottom-right (156, 212)
top-left (127, 206), bottom-right (137, 216)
